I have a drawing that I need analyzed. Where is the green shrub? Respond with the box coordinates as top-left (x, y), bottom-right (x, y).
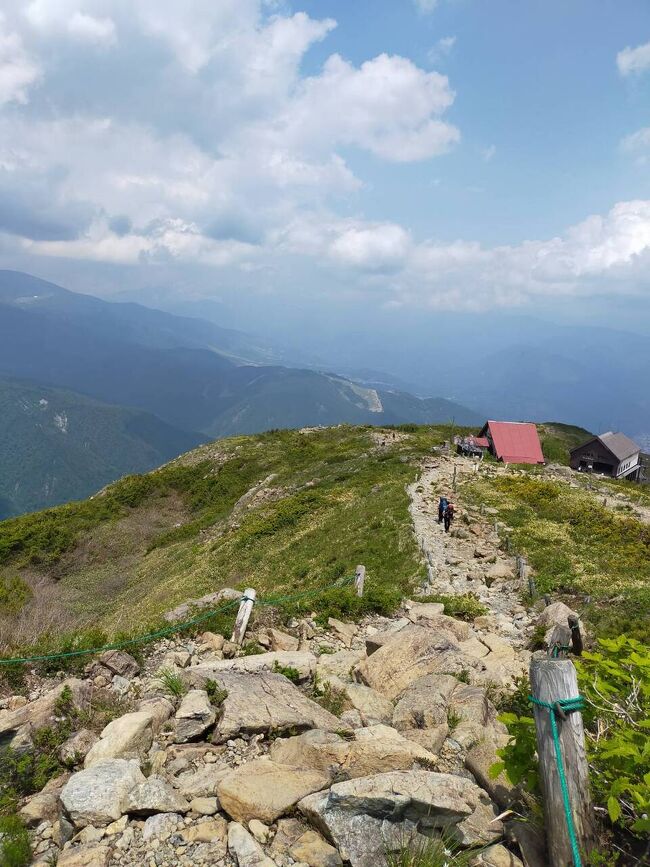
top-left (385, 834), bottom-right (477, 867)
top-left (204, 680), bottom-right (228, 706)
top-left (0, 576), bottom-right (31, 616)
top-left (157, 668), bottom-right (186, 697)
top-left (240, 641), bottom-right (265, 657)
top-left (417, 593), bottom-right (488, 621)
top-left (272, 661), bottom-right (301, 684)
top-left (312, 677), bottom-right (348, 716)
top-left (0, 815), bottom-right (31, 867)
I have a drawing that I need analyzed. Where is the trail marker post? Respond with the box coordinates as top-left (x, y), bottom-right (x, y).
top-left (355, 565), bottom-right (366, 597)
top-left (231, 588), bottom-right (256, 646)
top-left (530, 656), bottom-right (595, 866)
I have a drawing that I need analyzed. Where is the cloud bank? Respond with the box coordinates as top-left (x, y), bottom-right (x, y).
top-left (0, 1), bottom-right (649, 311)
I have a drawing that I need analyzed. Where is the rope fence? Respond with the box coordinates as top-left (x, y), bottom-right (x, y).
top-left (0, 574), bottom-right (357, 667)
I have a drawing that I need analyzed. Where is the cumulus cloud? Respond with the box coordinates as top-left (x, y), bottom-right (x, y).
top-left (0, 14), bottom-right (40, 105)
top-left (617, 40), bottom-right (650, 76)
top-left (25, 1), bottom-right (116, 45)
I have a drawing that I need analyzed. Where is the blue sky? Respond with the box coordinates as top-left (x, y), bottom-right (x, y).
top-left (0, 0), bottom-right (649, 324)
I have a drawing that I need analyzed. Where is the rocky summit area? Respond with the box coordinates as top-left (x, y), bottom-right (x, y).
top-left (0, 455), bottom-right (581, 867)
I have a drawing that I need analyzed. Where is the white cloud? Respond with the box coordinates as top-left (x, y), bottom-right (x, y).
top-left (621, 127), bottom-right (650, 163)
top-left (0, 14), bottom-right (40, 105)
top-left (428, 35), bottom-right (455, 65)
top-left (275, 53), bottom-right (459, 162)
top-left (329, 222), bottom-right (411, 271)
top-left (481, 144), bottom-right (496, 162)
top-left (414, 0), bottom-right (438, 13)
top-left (617, 40), bottom-right (650, 76)
top-left (25, 1), bottom-right (116, 45)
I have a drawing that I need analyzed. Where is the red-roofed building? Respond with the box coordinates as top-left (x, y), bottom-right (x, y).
top-left (479, 421), bottom-right (545, 465)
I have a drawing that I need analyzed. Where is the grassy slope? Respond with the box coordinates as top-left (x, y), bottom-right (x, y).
top-left (0, 425), bottom-right (461, 651)
top-left (1, 420), bottom-right (645, 658)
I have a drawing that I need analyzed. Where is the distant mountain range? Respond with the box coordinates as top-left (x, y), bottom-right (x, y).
top-left (0, 377), bottom-right (204, 519)
top-left (0, 271), bottom-right (480, 514)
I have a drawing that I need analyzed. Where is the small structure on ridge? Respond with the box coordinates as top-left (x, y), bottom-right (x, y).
top-left (478, 420), bottom-right (545, 465)
top-left (570, 431), bottom-right (643, 480)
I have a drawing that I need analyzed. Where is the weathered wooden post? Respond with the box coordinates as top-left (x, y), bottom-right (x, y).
top-left (530, 656), bottom-right (595, 866)
top-left (528, 574), bottom-right (537, 599)
top-left (517, 555), bottom-right (527, 581)
top-left (452, 466), bottom-right (457, 491)
top-left (355, 564), bottom-right (366, 597)
top-left (568, 615), bottom-right (583, 657)
top-left (231, 588), bottom-right (256, 645)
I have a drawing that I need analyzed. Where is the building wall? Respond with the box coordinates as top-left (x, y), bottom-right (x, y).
top-left (570, 440), bottom-right (617, 474)
top-left (616, 453), bottom-right (641, 479)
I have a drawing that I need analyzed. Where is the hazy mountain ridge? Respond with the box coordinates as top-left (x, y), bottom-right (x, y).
top-left (0, 376), bottom-right (205, 517)
top-left (0, 272), bottom-right (481, 514)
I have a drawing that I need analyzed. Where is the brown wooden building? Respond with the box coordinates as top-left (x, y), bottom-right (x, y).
top-left (569, 431), bottom-right (642, 480)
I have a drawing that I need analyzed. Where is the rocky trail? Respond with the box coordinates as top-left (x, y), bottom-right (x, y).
top-left (1, 453), bottom-right (578, 867)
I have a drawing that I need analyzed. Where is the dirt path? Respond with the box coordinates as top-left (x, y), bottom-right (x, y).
top-left (408, 453), bottom-right (533, 649)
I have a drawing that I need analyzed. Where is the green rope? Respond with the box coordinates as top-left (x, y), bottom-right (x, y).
top-left (529, 694), bottom-right (586, 867)
top-left (0, 574), bottom-right (356, 667)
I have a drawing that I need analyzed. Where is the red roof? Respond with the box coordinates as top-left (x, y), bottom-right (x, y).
top-left (481, 421), bottom-right (544, 465)
top-left (473, 436), bottom-right (490, 448)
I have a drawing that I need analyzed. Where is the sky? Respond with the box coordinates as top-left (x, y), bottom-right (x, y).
top-left (1, 0), bottom-right (650, 326)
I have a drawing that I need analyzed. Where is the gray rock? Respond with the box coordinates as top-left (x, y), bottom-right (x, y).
top-left (97, 650), bottom-right (140, 678)
top-left (228, 821), bottom-right (277, 867)
top-left (57, 844), bottom-right (112, 867)
top-left (180, 671), bottom-right (348, 743)
top-left (59, 730), bottom-right (99, 765)
top-left (354, 625), bottom-right (479, 700)
top-left (124, 776), bottom-right (190, 816)
top-left (290, 829), bottom-right (343, 867)
top-left (218, 757), bottom-right (330, 823)
top-left (315, 649), bottom-right (366, 681)
top-left (187, 651), bottom-right (317, 682)
top-left (172, 689), bottom-right (216, 742)
top-left (173, 764), bottom-right (230, 799)
top-left (135, 696), bottom-right (174, 732)
top-left (392, 673), bottom-right (458, 753)
top-left (142, 812), bottom-right (183, 842)
top-left (0, 679), bottom-right (91, 750)
top-left (19, 792), bottom-right (59, 827)
top-left (61, 759), bottom-right (144, 828)
top-left (299, 769), bottom-right (502, 861)
top-left (84, 711), bottom-right (154, 767)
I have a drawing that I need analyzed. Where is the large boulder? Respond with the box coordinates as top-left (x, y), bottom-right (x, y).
top-left (290, 829), bottom-right (343, 867)
top-left (218, 758), bottom-right (330, 824)
top-left (0, 679), bottom-right (91, 749)
top-left (392, 673), bottom-right (458, 753)
top-left (299, 770), bottom-right (502, 866)
top-left (316, 649), bottom-right (366, 681)
top-left (333, 681), bottom-right (393, 725)
top-left (327, 618), bottom-right (358, 648)
top-left (135, 697), bottom-right (174, 732)
top-left (172, 765), bottom-right (230, 799)
top-left (84, 711), bottom-right (154, 767)
top-left (354, 625), bottom-right (479, 700)
top-left (60, 758), bottom-right (144, 827)
top-left (448, 684), bottom-right (504, 749)
top-left (19, 792), bottom-right (59, 827)
top-left (186, 651), bottom-right (317, 683)
top-left (227, 821), bottom-right (277, 867)
top-left (124, 777), bottom-right (190, 816)
top-left (172, 689), bottom-right (216, 743)
top-left (179, 671), bottom-right (348, 743)
top-left (56, 845), bottom-right (112, 867)
top-left (465, 736), bottom-right (514, 809)
top-left (269, 726), bottom-right (435, 781)
top-left (268, 628), bottom-right (299, 652)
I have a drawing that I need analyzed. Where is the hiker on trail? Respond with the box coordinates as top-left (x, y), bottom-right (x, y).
top-left (444, 502), bottom-right (455, 533)
top-left (438, 496), bottom-right (449, 523)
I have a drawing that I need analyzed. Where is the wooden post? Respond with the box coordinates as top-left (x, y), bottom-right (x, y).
top-left (480, 503), bottom-right (485, 516)
top-left (530, 656), bottom-right (595, 866)
top-left (231, 588), bottom-right (256, 646)
top-left (452, 466), bottom-right (457, 491)
top-left (602, 497), bottom-right (607, 507)
top-left (517, 555), bottom-right (527, 581)
top-left (355, 564), bottom-right (366, 597)
top-left (528, 575), bottom-right (537, 599)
